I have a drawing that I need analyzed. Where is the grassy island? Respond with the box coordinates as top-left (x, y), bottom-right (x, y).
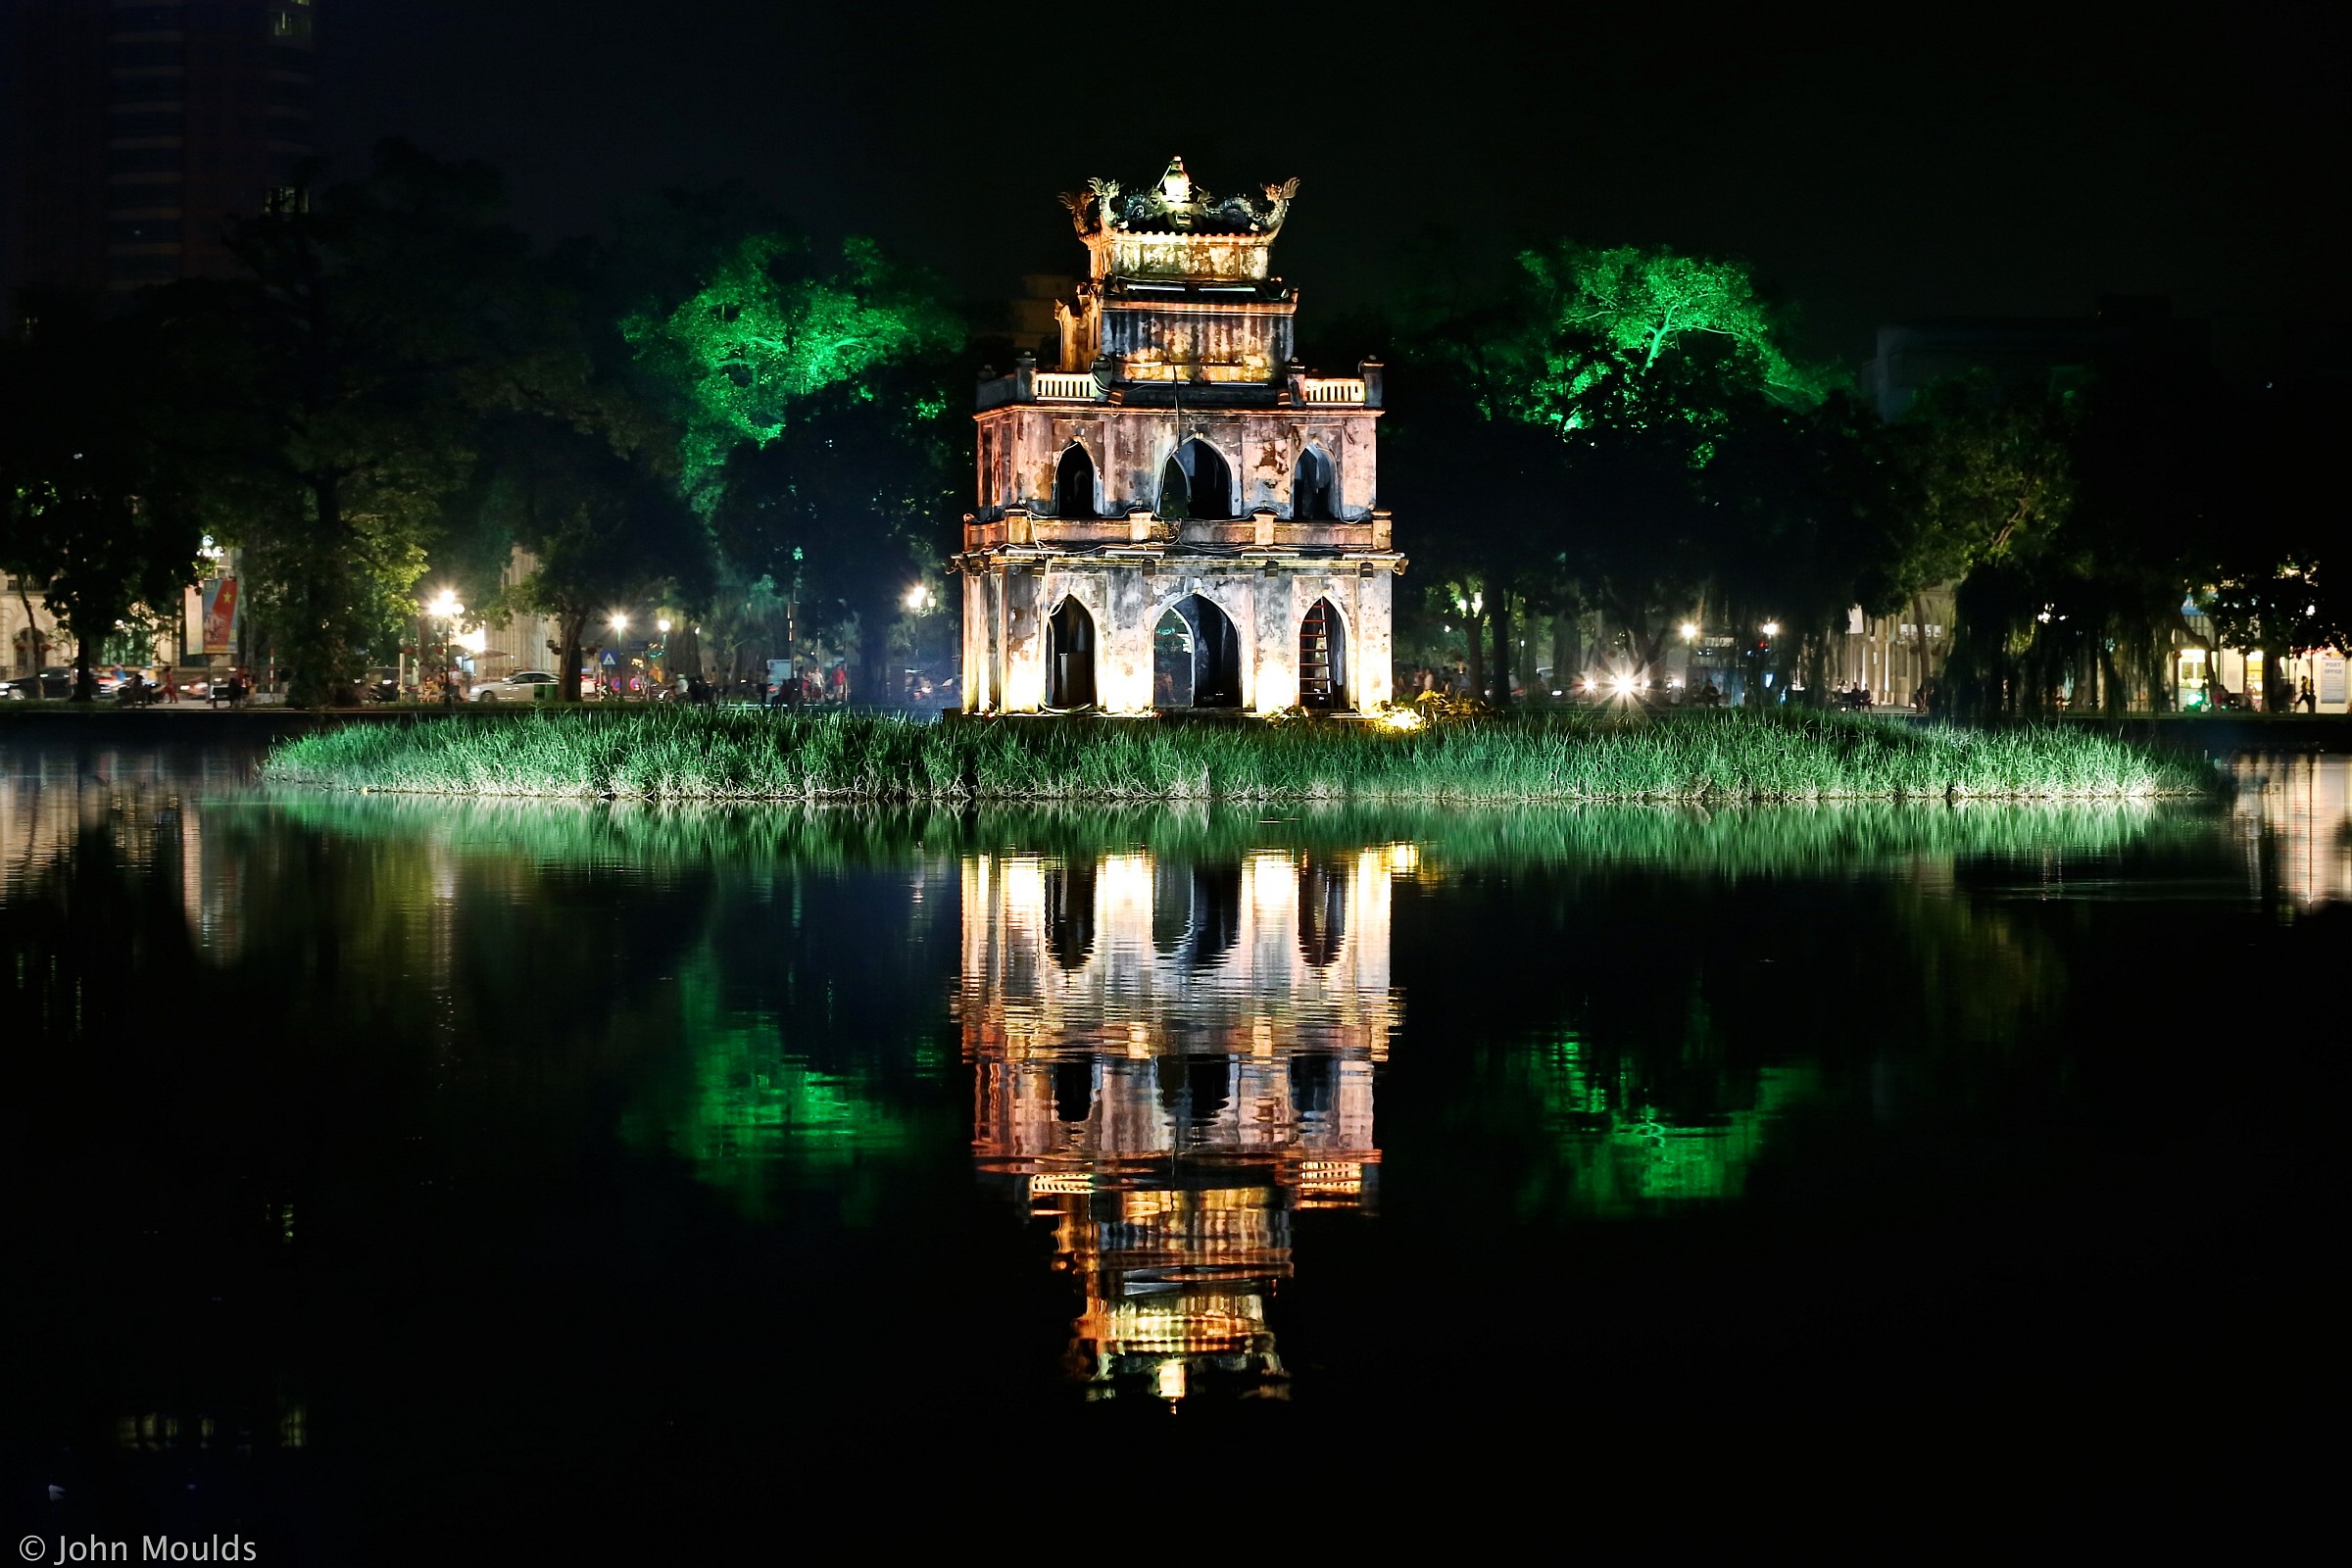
top-left (262, 708), bottom-right (2211, 804)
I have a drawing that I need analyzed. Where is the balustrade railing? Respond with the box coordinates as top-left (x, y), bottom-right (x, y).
top-left (1031, 371), bottom-right (1099, 400)
top-left (1299, 376), bottom-right (1367, 405)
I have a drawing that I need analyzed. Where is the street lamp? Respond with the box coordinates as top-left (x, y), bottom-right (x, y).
top-left (417, 589), bottom-right (466, 704)
top-left (609, 612), bottom-right (628, 635)
top-left (1679, 620), bottom-right (1698, 641)
top-left (1761, 620), bottom-right (1780, 638)
top-left (657, 617), bottom-right (672, 636)
top-left (905, 584), bottom-right (932, 612)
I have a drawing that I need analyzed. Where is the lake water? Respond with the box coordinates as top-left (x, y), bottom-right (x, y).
top-left (4, 735), bottom-right (2340, 1547)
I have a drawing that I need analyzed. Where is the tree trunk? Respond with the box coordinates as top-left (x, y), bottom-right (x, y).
top-left (1461, 605), bottom-right (1486, 700)
top-left (291, 474), bottom-right (359, 708)
top-left (17, 587), bottom-right (47, 674)
top-left (71, 630), bottom-right (97, 703)
top-left (1489, 591), bottom-right (1514, 710)
top-left (559, 611), bottom-right (589, 702)
top-left (858, 607), bottom-right (892, 710)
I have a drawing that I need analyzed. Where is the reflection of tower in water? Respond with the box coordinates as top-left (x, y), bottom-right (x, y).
top-left (959, 845), bottom-right (1405, 1401)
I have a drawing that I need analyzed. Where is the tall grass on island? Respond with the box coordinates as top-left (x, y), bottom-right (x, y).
top-left (262, 708), bottom-right (2213, 804)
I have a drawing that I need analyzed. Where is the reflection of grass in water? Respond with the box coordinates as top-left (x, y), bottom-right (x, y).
top-left (264, 708), bottom-right (2211, 804)
top-left (256, 788), bottom-right (2205, 880)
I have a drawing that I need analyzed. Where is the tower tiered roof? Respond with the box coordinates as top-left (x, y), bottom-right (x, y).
top-left (1059, 157), bottom-right (1300, 284)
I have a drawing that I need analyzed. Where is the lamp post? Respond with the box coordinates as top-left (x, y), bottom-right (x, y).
top-left (1755, 620), bottom-right (1781, 707)
top-left (424, 589), bottom-right (464, 703)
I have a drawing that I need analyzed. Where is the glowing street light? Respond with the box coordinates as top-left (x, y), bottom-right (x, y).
top-left (657, 616), bottom-right (672, 636)
top-left (609, 612), bottom-right (629, 635)
top-left (1679, 620), bottom-right (1698, 641)
top-left (425, 588), bottom-right (463, 620)
top-left (905, 583), bottom-right (933, 612)
top-left (1760, 620), bottom-right (1781, 638)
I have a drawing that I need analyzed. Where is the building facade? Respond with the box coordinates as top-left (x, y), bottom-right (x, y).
top-left (956, 159), bottom-right (1403, 716)
top-left (8, 0), bottom-right (317, 307)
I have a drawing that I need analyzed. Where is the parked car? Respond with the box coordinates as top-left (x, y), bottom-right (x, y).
top-left (0, 667), bottom-right (76, 700)
top-left (468, 670), bottom-right (560, 703)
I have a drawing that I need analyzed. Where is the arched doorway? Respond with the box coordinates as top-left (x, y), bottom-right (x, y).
top-left (1151, 594), bottom-right (1243, 710)
top-left (1046, 597), bottom-right (1096, 709)
top-left (1055, 444), bottom-right (1098, 517)
top-left (1157, 438), bottom-right (1232, 519)
top-left (1044, 859), bottom-right (1096, 970)
top-left (1186, 863), bottom-right (1242, 970)
top-left (1294, 446), bottom-right (1336, 519)
top-left (1298, 598), bottom-right (1348, 710)
top-left (1053, 1059), bottom-right (1097, 1125)
top-left (1298, 857), bottom-right (1348, 967)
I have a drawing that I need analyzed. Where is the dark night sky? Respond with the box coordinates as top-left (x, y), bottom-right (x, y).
top-left (301, 1), bottom-right (2352, 364)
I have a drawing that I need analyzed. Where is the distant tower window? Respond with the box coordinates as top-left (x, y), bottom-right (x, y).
top-left (106, 146), bottom-right (183, 173)
top-left (264, 185), bottom-right (309, 216)
top-left (109, 110), bottom-right (187, 136)
top-left (111, 8), bottom-right (187, 35)
top-left (108, 41), bottom-right (184, 69)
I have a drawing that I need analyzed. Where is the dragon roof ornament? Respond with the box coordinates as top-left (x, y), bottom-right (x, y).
top-left (1058, 157), bottom-right (1299, 240)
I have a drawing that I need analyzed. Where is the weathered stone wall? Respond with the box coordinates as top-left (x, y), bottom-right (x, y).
top-left (961, 559), bottom-right (1395, 715)
top-left (978, 406), bottom-right (1381, 522)
top-left (1098, 300), bottom-right (1294, 384)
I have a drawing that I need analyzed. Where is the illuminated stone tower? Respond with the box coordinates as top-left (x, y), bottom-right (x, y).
top-left (956, 158), bottom-right (1404, 715)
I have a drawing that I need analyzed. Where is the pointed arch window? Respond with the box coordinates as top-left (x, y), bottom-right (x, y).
top-left (1294, 446), bottom-right (1337, 520)
top-left (1054, 444), bottom-right (1098, 518)
top-left (1299, 597), bottom-right (1348, 710)
top-left (1152, 594), bottom-right (1243, 710)
top-left (1158, 438), bottom-right (1232, 519)
top-left (1046, 596), bottom-right (1097, 710)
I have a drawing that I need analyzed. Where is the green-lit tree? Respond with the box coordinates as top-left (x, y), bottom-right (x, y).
top-left (1502, 241), bottom-right (1834, 434)
top-left (620, 230), bottom-right (962, 509)
top-left (710, 357), bottom-right (962, 702)
top-left (1385, 238), bottom-right (1847, 696)
top-left (615, 219), bottom-right (964, 701)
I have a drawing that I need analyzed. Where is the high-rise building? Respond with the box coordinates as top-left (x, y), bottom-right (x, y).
top-left (7, 0), bottom-right (317, 307)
